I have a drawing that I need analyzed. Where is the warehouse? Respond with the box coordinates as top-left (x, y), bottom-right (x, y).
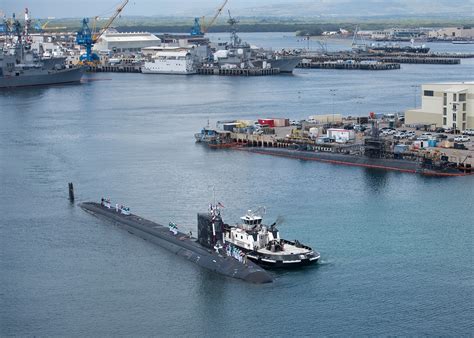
top-left (93, 30), bottom-right (161, 53)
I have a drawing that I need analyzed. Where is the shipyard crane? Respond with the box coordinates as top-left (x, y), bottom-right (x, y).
top-left (76, 0), bottom-right (128, 63)
top-left (191, 0), bottom-right (228, 35)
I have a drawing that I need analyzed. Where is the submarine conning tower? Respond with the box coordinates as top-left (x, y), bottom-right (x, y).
top-left (197, 212), bottom-right (224, 249)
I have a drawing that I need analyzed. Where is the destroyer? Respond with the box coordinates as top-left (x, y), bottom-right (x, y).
top-left (0, 10), bottom-right (83, 88)
top-left (212, 12), bottom-right (302, 73)
top-left (222, 207), bottom-right (320, 268)
top-left (80, 200), bottom-right (272, 284)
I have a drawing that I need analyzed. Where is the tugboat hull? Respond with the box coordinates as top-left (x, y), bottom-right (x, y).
top-left (247, 255), bottom-right (320, 268)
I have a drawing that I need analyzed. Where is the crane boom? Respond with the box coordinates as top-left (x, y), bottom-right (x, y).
top-left (93, 0), bottom-right (129, 42)
top-left (202, 0), bottom-right (228, 33)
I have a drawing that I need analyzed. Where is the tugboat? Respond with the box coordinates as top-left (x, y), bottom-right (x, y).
top-left (222, 207), bottom-right (320, 268)
top-left (194, 123), bottom-right (236, 148)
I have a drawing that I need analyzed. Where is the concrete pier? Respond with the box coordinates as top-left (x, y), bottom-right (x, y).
top-left (299, 61), bottom-right (400, 70)
top-left (197, 67), bottom-right (280, 76)
top-left (88, 65), bottom-right (142, 73)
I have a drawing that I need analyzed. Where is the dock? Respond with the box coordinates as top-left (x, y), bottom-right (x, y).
top-left (88, 65), bottom-right (142, 73)
top-left (299, 61), bottom-right (400, 70)
top-left (298, 53), bottom-right (463, 67)
top-left (197, 67), bottom-right (280, 76)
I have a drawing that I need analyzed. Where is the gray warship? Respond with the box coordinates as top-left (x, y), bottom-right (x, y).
top-left (0, 10), bottom-right (83, 88)
top-left (212, 12), bottom-right (302, 73)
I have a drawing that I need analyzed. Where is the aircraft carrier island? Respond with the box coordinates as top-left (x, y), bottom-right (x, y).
top-left (80, 201), bottom-right (273, 284)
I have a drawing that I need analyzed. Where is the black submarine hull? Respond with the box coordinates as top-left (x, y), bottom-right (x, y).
top-left (80, 202), bottom-right (273, 284)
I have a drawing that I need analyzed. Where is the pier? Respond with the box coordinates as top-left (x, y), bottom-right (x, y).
top-left (298, 53), bottom-right (463, 67)
top-left (197, 67), bottom-right (280, 76)
top-left (299, 61), bottom-right (400, 70)
top-left (88, 65), bottom-right (142, 73)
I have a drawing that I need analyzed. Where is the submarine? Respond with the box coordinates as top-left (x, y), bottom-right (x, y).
top-left (80, 200), bottom-right (273, 284)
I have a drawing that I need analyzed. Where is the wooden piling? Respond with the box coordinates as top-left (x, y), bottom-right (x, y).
top-left (68, 182), bottom-right (75, 202)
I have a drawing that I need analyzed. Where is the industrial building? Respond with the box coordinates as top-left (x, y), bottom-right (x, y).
top-left (428, 27), bottom-right (474, 40)
top-left (92, 30), bottom-right (161, 53)
top-left (405, 82), bottom-right (474, 131)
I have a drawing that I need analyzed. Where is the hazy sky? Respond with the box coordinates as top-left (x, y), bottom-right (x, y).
top-left (1, 0), bottom-right (291, 18)
top-left (2, 0), bottom-right (473, 18)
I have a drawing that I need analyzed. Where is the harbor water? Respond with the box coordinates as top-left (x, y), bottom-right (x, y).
top-left (1, 34), bottom-right (473, 335)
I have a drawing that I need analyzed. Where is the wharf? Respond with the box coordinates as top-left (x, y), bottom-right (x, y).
top-left (88, 65), bottom-right (142, 73)
top-left (299, 54), bottom-right (462, 66)
top-left (197, 67), bottom-right (280, 76)
top-left (299, 61), bottom-right (400, 70)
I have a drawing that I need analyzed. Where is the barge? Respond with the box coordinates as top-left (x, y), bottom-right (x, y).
top-left (80, 201), bottom-right (273, 284)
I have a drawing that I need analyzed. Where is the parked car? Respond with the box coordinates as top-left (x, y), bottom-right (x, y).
top-left (454, 135), bottom-right (471, 142)
top-left (394, 132), bottom-right (406, 139)
top-left (417, 136), bottom-right (429, 141)
top-left (445, 128), bottom-right (460, 134)
top-left (462, 129), bottom-right (474, 136)
top-left (434, 127), bottom-right (445, 133)
top-left (436, 134), bottom-right (448, 140)
top-left (421, 132), bottom-right (432, 136)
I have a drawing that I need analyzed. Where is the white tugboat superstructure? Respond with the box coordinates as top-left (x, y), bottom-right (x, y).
top-left (223, 208), bottom-right (320, 268)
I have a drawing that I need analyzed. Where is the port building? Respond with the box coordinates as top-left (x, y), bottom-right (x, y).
top-left (428, 27), bottom-right (474, 40)
top-left (93, 30), bottom-right (161, 53)
top-left (405, 82), bottom-right (474, 131)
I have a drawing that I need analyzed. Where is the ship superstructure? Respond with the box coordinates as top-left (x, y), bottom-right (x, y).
top-left (221, 207), bottom-right (320, 268)
top-left (211, 12), bottom-right (302, 73)
top-left (0, 9), bottom-right (83, 88)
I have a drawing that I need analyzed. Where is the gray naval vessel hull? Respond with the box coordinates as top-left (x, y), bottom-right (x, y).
top-left (0, 66), bottom-right (83, 88)
top-left (80, 202), bottom-right (273, 284)
top-left (268, 56), bottom-right (303, 73)
top-left (241, 147), bottom-right (472, 176)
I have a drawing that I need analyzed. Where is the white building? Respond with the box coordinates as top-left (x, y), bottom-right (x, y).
top-left (93, 30), bottom-right (161, 53)
top-left (405, 82), bottom-right (474, 131)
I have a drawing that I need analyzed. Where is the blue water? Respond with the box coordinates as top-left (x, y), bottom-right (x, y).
top-left (1, 34), bottom-right (473, 335)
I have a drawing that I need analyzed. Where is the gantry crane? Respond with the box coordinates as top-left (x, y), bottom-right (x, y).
top-left (76, 0), bottom-right (128, 63)
top-left (190, 0), bottom-right (228, 36)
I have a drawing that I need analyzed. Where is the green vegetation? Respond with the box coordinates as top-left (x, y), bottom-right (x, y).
top-left (33, 16), bottom-right (474, 35)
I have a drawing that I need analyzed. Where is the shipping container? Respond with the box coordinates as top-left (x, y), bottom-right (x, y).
top-left (327, 128), bottom-right (355, 143)
top-left (222, 123), bottom-right (240, 132)
top-left (270, 118), bottom-right (290, 127)
top-left (258, 119), bottom-right (275, 128)
top-left (394, 144), bottom-right (409, 154)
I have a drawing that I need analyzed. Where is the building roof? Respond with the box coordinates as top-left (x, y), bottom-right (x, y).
top-left (99, 33), bottom-right (160, 43)
top-left (424, 81), bottom-right (474, 86)
top-left (154, 51), bottom-right (189, 57)
top-left (444, 87), bottom-right (468, 93)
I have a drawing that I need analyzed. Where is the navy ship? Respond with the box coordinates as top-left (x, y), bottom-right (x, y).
top-left (212, 12), bottom-right (302, 73)
top-left (0, 10), bottom-right (83, 88)
top-left (80, 200), bottom-right (273, 284)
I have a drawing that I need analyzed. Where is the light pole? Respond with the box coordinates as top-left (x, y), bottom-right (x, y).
top-left (330, 89), bottom-right (337, 124)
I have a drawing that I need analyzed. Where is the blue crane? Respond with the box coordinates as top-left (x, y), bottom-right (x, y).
top-left (76, 0), bottom-right (128, 63)
top-left (76, 18), bottom-right (99, 62)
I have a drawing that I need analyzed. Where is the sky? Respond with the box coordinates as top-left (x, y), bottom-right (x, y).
top-left (2, 0), bottom-right (473, 19)
top-left (1, 0), bottom-right (288, 18)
